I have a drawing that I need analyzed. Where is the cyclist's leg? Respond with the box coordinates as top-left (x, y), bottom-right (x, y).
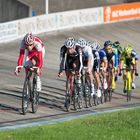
top-left (123, 70), bottom-right (127, 93)
top-left (100, 61), bottom-right (107, 89)
top-left (131, 59), bottom-right (136, 89)
top-left (93, 64), bottom-right (101, 97)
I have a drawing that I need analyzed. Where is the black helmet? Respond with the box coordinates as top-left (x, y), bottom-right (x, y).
top-left (104, 40), bottom-right (112, 48)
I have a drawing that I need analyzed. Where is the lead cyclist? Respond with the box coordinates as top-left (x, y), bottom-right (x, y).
top-left (14, 33), bottom-right (46, 91)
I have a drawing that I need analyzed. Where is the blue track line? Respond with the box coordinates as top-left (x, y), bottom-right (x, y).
top-left (0, 106), bottom-right (140, 131)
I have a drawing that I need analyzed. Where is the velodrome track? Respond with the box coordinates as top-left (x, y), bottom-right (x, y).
top-left (0, 19), bottom-right (140, 129)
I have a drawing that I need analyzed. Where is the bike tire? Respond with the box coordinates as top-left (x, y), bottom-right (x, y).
top-left (104, 89), bottom-right (108, 102)
top-left (65, 93), bottom-right (71, 112)
top-left (31, 77), bottom-right (39, 113)
top-left (84, 84), bottom-right (89, 108)
top-left (22, 79), bottom-right (30, 115)
top-left (72, 87), bottom-right (78, 111)
top-left (108, 89), bottom-right (112, 102)
top-left (77, 93), bottom-right (83, 109)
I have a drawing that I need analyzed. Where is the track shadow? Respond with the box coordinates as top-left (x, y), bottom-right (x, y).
top-left (0, 90), bottom-right (21, 114)
top-left (0, 88), bottom-right (66, 112)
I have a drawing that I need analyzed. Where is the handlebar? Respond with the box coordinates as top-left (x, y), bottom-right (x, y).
top-left (15, 66), bottom-right (39, 73)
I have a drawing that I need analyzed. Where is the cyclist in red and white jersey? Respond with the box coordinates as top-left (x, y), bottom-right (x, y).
top-left (15, 33), bottom-right (45, 91)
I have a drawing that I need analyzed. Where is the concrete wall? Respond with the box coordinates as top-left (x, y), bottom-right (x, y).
top-left (0, 0), bottom-right (29, 23)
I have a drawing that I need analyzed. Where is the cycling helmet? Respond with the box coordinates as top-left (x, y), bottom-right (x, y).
top-left (113, 41), bottom-right (120, 47)
top-left (77, 38), bottom-right (87, 48)
top-left (124, 44), bottom-right (133, 54)
top-left (104, 40), bottom-right (112, 48)
top-left (91, 41), bottom-right (101, 50)
top-left (65, 37), bottom-right (75, 48)
top-left (86, 41), bottom-right (92, 47)
top-left (24, 33), bottom-right (34, 45)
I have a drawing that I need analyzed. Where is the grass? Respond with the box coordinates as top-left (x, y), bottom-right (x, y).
top-left (0, 108), bottom-right (140, 140)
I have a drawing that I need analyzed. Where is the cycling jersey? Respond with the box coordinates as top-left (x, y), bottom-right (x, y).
top-left (106, 51), bottom-right (115, 64)
top-left (59, 45), bottom-right (83, 72)
top-left (98, 48), bottom-right (107, 61)
top-left (18, 36), bottom-right (45, 69)
top-left (132, 50), bottom-right (138, 60)
top-left (82, 45), bottom-right (94, 68)
top-left (92, 49), bottom-right (100, 71)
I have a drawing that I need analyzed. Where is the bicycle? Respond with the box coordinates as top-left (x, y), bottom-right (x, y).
top-left (81, 67), bottom-right (99, 107)
top-left (16, 66), bottom-right (40, 115)
top-left (64, 69), bottom-right (83, 111)
top-left (104, 64), bottom-right (115, 102)
top-left (120, 68), bottom-right (135, 102)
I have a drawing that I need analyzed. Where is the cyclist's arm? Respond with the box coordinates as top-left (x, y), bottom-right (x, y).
top-left (38, 51), bottom-right (43, 69)
top-left (78, 48), bottom-right (83, 73)
top-left (59, 46), bottom-right (66, 73)
top-left (87, 47), bottom-right (94, 72)
top-left (17, 49), bottom-right (25, 68)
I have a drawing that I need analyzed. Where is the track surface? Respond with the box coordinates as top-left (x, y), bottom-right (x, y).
top-left (0, 20), bottom-right (140, 128)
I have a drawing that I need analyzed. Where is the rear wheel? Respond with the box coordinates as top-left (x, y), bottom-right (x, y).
top-left (84, 83), bottom-right (90, 108)
top-left (31, 77), bottom-right (39, 113)
top-left (65, 93), bottom-right (71, 112)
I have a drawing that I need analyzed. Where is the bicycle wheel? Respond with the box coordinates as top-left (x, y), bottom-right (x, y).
top-left (64, 80), bottom-right (71, 112)
top-left (83, 83), bottom-right (91, 108)
top-left (126, 71), bottom-right (132, 102)
top-left (108, 89), bottom-right (112, 102)
top-left (104, 89), bottom-right (108, 102)
top-left (31, 77), bottom-right (39, 113)
top-left (22, 79), bottom-right (30, 115)
top-left (77, 91), bottom-right (83, 109)
top-left (72, 83), bottom-right (78, 111)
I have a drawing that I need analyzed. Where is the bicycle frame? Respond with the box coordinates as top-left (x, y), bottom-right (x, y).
top-left (16, 66), bottom-right (39, 115)
top-left (65, 69), bottom-right (83, 111)
top-left (122, 68), bottom-right (133, 101)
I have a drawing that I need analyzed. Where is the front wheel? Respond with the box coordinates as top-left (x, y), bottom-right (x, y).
top-left (22, 80), bottom-right (30, 115)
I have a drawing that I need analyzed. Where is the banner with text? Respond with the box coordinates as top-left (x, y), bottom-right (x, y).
top-left (104, 2), bottom-right (140, 23)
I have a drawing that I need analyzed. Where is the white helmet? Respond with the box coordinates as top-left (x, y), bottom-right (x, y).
top-left (24, 33), bottom-right (34, 45)
top-left (91, 41), bottom-right (101, 50)
top-left (77, 38), bottom-right (87, 48)
top-left (86, 41), bottom-right (92, 48)
top-left (65, 37), bottom-right (75, 48)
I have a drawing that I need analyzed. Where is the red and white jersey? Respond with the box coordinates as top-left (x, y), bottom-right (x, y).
top-left (17, 36), bottom-right (45, 69)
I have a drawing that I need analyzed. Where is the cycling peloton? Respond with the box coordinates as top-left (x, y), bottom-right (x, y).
top-left (15, 33), bottom-right (46, 91)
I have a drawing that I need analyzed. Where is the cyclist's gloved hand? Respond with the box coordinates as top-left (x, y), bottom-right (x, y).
top-left (14, 70), bottom-right (19, 76)
top-left (58, 71), bottom-right (63, 77)
top-left (135, 72), bottom-right (139, 76)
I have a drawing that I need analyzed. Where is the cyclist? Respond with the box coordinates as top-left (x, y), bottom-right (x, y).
top-left (91, 41), bottom-right (102, 97)
top-left (15, 33), bottom-right (45, 91)
top-left (58, 37), bottom-right (83, 96)
top-left (98, 45), bottom-right (108, 90)
top-left (119, 44), bottom-right (139, 92)
top-left (104, 40), bottom-right (116, 90)
top-left (112, 41), bottom-right (123, 81)
top-left (76, 38), bottom-right (95, 96)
